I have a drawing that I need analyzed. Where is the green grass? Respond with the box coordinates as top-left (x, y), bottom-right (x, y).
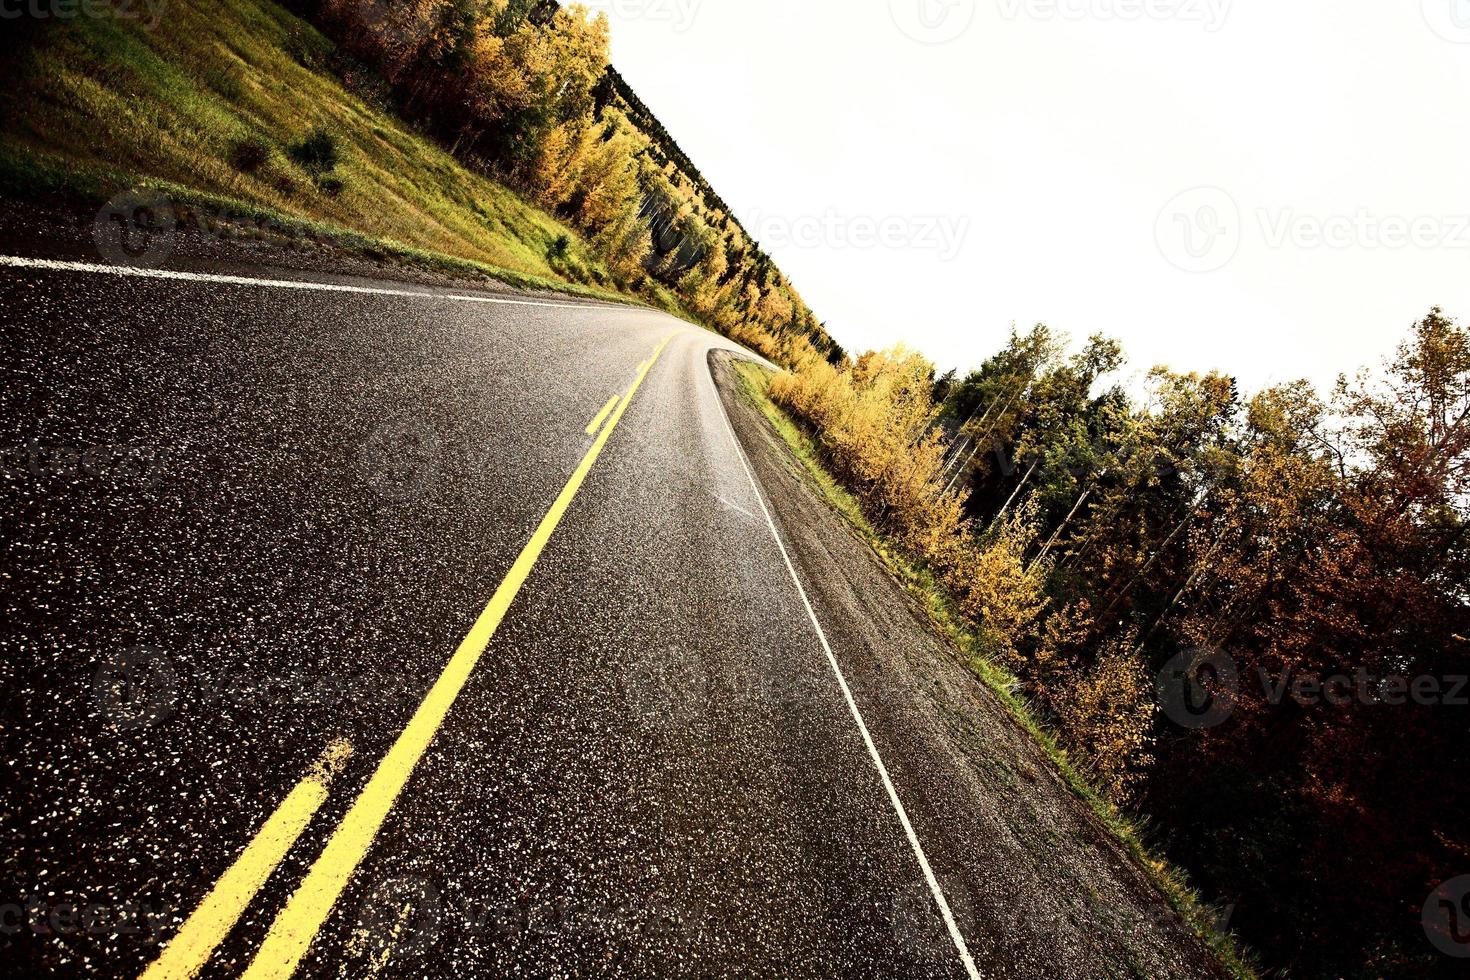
top-left (0, 0), bottom-right (687, 313)
top-left (731, 359), bottom-right (1258, 980)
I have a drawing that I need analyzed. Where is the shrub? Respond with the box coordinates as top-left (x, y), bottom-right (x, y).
top-left (228, 137), bottom-right (270, 174)
top-left (769, 346), bottom-right (964, 551)
top-left (316, 176), bottom-right (344, 197)
top-left (289, 128), bottom-right (339, 174)
top-left (1052, 632), bottom-right (1155, 801)
top-left (938, 507), bottom-right (1048, 664)
top-left (549, 233), bottom-right (571, 259)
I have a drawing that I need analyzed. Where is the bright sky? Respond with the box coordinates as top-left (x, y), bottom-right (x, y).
top-left (596, 0), bottom-right (1470, 395)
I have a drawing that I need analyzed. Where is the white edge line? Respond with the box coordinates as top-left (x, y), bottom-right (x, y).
top-left (708, 359), bottom-right (983, 980)
top-left (0, 255), bottom-right (621, 311)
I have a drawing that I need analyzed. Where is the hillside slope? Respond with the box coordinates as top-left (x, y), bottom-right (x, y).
top-left (0, 0), bottom-right (836, 360)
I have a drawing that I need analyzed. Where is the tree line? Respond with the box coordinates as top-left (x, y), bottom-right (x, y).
top-left (772, 311), bottom-right (1469, 977)
top-left (296, 0), bottom-right (842, 365)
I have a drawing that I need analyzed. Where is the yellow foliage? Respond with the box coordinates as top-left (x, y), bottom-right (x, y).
top-left (1052, 633), bottom-right (1155, 801)
top-left (772, 347), bottom-right (995, 569)
top-left (938, 507), bottom-right (1048, 663)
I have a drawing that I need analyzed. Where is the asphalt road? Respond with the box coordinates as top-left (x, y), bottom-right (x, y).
top-left (0, 245), bottom-right (1229, 979)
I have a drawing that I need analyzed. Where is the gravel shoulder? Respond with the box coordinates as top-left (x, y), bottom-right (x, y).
top-left (712, 350), bottom-right (1234, 980)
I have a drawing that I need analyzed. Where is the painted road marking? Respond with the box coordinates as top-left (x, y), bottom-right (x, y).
top-left (140, 739), bottom-right (355, 980)
top-left (0, 255), bottom-right (628, 311)
top-left (238, 334), bottom-right (675, 980)
top-left (709, 366), bottom-right (984, 980)
top-left (585, 394), bottom-right (620, 436)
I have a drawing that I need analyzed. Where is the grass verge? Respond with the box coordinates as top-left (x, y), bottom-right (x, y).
top-left (730, 357), bottom-right (1258, 980)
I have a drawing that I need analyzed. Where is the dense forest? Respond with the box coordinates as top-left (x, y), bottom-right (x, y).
top-left (291, 0), bottom-right (842, 366)
top-left (771, 312), bottom-right (1469, 976)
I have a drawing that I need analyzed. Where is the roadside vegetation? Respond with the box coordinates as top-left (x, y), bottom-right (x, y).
top-left (0, 0), bottom-right (840, 363)
top-left (752, 313), bottom-right (1469, 979)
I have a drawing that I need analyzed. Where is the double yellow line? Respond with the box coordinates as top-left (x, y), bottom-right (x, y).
top-left (142, 333), bottom-right (675, 980)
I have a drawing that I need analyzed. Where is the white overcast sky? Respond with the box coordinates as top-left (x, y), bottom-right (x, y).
top-left (596, 0), bottom-right (1470, 395)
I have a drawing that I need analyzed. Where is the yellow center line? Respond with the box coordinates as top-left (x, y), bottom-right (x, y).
top-left (238, 333), bottom-right (675, 980)
top-left (140, 739), bottom-right (355, 980)
top-left (584, 394), bottom-right (620, 436)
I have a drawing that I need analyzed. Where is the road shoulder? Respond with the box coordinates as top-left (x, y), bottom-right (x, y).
top-left (711, 350), bottom-right (1236, 980)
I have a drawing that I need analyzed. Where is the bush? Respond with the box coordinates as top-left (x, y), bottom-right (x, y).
top-left (316, 176), bottom-right (344, 197)
top-left (289, 128), bottom-right (339, 174)
top-left (228, 137), bottom-right (270, 174)
top-left (549, 233), bottom-right (571, 259)
top-left (769, 346), bottom-right (963, 551)
top-left (1052, 632), bottom-right (1155, 801)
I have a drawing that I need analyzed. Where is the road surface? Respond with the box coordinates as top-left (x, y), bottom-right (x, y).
top-left (0, 247), bottom-right (1229, 979)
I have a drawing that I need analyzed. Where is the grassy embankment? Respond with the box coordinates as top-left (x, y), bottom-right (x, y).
top-left (0, 0), bottom-right (686, 310)
top-left (729, 359), bottom-right (1258, 980)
